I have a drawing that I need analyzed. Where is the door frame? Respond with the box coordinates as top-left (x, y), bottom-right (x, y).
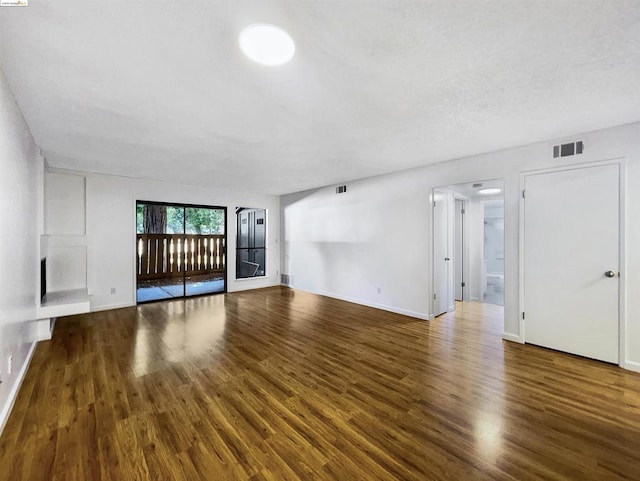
top-left (134, 200), bottom-right (228, 304)
top-left (518, 158), bottom-right (626, 366)
top-left (431, 188), bottom-right (458, 317)
top-left (454, 196), bottom-right (467, 302)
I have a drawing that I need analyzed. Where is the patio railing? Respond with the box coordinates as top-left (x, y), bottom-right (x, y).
top-left (137, 234), bottom-right (225, 281)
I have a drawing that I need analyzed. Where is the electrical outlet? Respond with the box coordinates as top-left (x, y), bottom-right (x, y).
top-left (8, 354), bottom-right (13, 375)
top-left (110, 287), bottom-right (116, 294)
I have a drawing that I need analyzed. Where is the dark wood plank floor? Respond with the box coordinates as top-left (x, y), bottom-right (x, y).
top-left (1, 286), bottom-right (639, 480)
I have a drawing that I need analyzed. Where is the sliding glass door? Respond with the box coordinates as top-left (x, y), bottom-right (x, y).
top-left (184, 206), bottom-right (226, 296)
top-left (136, 201), bottom-right (226, 303)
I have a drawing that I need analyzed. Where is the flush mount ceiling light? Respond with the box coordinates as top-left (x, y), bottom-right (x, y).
top-left (239, 23), bottom-right (295, 66)
top-left (478, 188), bottom-right (502, 195)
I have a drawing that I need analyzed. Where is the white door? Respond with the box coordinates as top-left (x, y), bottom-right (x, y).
top-left (433, 190), bottom-right (450, 316)
top-left (523, 163), bottom-right (620, 363)
top-left (454, 199), bottom-right (464, 301)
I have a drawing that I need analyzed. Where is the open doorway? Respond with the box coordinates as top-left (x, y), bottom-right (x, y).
top-left (432, 179), bottom-right (504, 318)
top-left (482, 199), bottom-right (504, 306)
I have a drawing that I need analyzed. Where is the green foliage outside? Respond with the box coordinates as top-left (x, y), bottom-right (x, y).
top-left (167, 206), bottom-right (185, 234)
top-left (136, 204), bottom-right (144, 233)
top-left (185, 207), bottom-right (225, 234)
top-left (137, 203), bottom-right (225, 234)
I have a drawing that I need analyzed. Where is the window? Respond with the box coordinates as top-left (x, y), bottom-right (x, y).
top-left (236, 207), bottom-right (266, 278)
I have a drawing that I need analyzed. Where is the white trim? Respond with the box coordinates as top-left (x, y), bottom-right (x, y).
top-left (502, 332), bottom-right (523, 343)
top-left (308, 288), bottom-right (431, 320)
top-left (0, 341), bottom-right (37, 437)
top-left (619, 160), bottom-right (627, 369)
top-left (91, 301), bottom-right (136, 312)
top-left (622, 360), bottom-right (640, 373)
top-left (428, 189), bottom-right (435, 318)
top-left (234, 275), bottom-right (269, 282)
top-left (131, 195), bottom-right (137, 307)
top-left (519, 158), bottom-right (626, 366)
top-left (518, 174), bottom-right (526, 342)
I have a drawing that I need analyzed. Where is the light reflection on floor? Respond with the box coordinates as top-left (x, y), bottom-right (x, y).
top-left (132, 295), bottom-right (228, 377)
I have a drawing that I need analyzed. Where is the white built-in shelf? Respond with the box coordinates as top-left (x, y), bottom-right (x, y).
top-left (38, 288), bottom-right (90, 319)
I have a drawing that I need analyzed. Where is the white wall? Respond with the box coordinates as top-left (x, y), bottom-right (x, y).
top-left (45, 171), bottom-right (281, 311)
top-left (45, 173), bottom-right (86, 235)
top-left (281, 122), bottom-right (640, 370)
top-left (0, 68), bottom-right (40, 430)
top-left (44, 172), bottom-right (88, 291)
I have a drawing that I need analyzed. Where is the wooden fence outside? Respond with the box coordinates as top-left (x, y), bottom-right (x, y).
top-left (137, 234), bottom-right (225, 281)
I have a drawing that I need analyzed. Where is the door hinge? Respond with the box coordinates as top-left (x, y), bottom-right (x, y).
top-left (522, 190), bottom-right (525, 199)
top-left (522, 312), bottom-right (525, 320)
top-left (461, 208), bottom-right (465, 215)
top-left (433, 201), bottom-right (436, 207)
top-left (433, 293), bottom-right (436, 300)
top-left (461, 282), bottom-right (465, 287)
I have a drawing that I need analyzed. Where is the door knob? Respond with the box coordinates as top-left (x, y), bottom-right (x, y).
top-left (604, 270), bottom-right (616, 278)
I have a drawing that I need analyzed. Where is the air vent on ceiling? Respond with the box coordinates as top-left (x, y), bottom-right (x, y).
top-left (553, 140), bottom-right (583, 159)
top-left (336, 185), bottom-right (347, 194)
top-left (472, 183), bottom-right (483, 188)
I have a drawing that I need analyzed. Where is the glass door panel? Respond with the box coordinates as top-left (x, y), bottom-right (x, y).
top-left (136, 203), bottom-right (185, 302)
top-left (184, 207), bottom-right (226, 296)
top-left (136, 202), bottom-right (226, 303)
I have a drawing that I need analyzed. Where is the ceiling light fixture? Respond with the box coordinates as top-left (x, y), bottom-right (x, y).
top-left (239, 24), bottom-right (295, 66)
top-left (478, 188), bottom-right (502, 195)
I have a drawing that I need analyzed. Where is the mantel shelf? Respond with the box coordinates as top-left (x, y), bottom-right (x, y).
top-left (38, 288), bottom-right (90, 319)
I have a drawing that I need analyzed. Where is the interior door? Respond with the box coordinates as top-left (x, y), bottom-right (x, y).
top-left (523, 163), bottom-right (620, 363)
top-left (433, 190), bottom-right (449, 316)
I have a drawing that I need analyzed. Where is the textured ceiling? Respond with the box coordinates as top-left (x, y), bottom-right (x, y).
top-left (1, 1), bottom-right (639, 195)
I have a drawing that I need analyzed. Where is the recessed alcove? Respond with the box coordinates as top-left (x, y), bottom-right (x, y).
top-left (37, 172), bottom-right (91, 339)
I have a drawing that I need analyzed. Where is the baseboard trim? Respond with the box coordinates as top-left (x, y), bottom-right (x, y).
top-left (0, 341), bottom-right (37, 437)
top-left (503, 332), bottom-right (524, 343)
top-left (90, 301), bottom-right (136, 312)
top-left (312, 289), bottom-right (430, 320)
top-left (622, 360), bottom-right (640, 373)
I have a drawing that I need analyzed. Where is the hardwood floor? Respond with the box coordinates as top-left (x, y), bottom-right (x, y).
top-left (1, 287), bottom-right (639, 480)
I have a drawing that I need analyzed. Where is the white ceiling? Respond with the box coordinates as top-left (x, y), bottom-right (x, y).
top-left (1, 1), bottom-right (639, 195)
top-left (440, 178), bottom-right (504, 200)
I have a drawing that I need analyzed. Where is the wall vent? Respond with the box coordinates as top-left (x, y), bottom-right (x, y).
top-left (553, 140), bottom-right (583, 159)
top-left (336, 185), bottom-right (347, 194)
top-left (281, 273), bottom-right (290, 285)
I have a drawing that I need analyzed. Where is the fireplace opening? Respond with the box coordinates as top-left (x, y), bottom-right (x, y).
top-left (40, 257), bottom-right (46, 302)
